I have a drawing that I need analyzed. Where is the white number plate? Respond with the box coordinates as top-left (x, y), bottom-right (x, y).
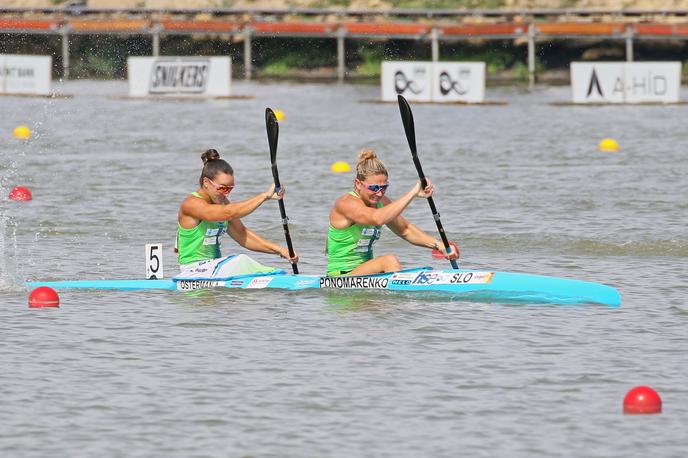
top-left (145, 243), bottom-right (164, 279)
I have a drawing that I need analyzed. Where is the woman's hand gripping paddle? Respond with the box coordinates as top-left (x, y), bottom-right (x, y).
top-left (265, 108), bottom-right (299, 274)
top-left (397, 95), bottom-right (459, 269)
top-left (432, 241), bottom-right (460, 259)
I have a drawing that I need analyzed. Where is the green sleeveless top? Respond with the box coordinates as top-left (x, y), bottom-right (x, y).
top-left (177, 192), bottom-right (227, 265)
top-left (327, 191), bottom-right (382, 276)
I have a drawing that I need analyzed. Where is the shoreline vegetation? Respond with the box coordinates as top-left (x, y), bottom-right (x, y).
top-left (4, 33), bottom-right (688, 83)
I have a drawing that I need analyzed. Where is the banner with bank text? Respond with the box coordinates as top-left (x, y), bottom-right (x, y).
top-left (381, 61), bottom-right (485, 103)
top-left (127, 57), bottom-right (231, 97)
top-left (0, 55), bottom-right (52, 96)
top-left (571, 62), bottom-right (681, 104)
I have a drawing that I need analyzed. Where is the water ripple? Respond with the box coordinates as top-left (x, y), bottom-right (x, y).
top-left (1, 81), bottom-right (686, 458)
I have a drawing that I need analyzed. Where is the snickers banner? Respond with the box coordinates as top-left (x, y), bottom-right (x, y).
top-left (127, 57), bottom-right (231, 97)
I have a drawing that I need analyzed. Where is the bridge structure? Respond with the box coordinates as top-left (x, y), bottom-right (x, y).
top-left (3, 6), bottom-right (688, 87)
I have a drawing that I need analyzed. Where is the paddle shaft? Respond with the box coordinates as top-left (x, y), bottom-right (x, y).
top-left (266, 108), bottom-right (298, 274)
top-left (413, 156), bottom-right (457, 269)
top-left (398, 95), bottom-right (459, 269)
top-left (271, 164), bottom-right (298, 274)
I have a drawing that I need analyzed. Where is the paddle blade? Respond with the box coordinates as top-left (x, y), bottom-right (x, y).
top-left (265, 108), bottom-right (279, 164)
top-left (397, 94), bottom-right (417, 155)
top-left (432, 241), bottom-right (459, 259)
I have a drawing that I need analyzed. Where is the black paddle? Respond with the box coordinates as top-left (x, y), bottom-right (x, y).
top-left (265, 108), bottom-right (298, 274)
top-left (397, 94), bottom-right (459, 269)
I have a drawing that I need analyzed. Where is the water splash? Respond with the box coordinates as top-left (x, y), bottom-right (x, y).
top-left (0, 123), bottom-right (24, 291)
top-left (0, 214), bottom-right (6, 289)
top-left (0, 209), bottom-right (19, 291)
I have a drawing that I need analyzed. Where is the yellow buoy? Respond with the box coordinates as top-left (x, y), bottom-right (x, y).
top-left (13, 125), bottom-right (31, 140)
top-left (273, 110), bottom-right (285, 122)
top-left (599, 138), bottom-right (619, 152)
top-left (331, 161), bottom-right (352, 173)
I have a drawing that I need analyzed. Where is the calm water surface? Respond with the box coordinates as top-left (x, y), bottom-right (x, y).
top-left (1, 80), bottom-right (687, 457)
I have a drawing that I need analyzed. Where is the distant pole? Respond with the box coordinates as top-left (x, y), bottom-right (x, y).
top-left (527, 23), bottom-right (535, 90)
top-left (625, 26), bottom-right (634, 62)
top-left (152, 24), bottom-right (161, 57)
top-left (244, 25), bottom-right (252, 80)
top-left (337, 27), bottom-right (345, 83)
top-left (431, 27), bottom-right (439, 63)
top-left (60, 26), bottom-right (70, 80)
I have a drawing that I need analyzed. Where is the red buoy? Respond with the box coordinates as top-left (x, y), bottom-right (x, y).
top-left (9, 186), bottom-right (32, 201)
top-left (623, 386), bottom-right (662, 414)
top-left (28, 286), bottom-right (60, 308)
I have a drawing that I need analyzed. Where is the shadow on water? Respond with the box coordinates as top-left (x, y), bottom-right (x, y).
top-left (319, 289), bottom-right (537, 313)
top-left (146, 286), bottom-right (611, 314)
top-left (322, 290), bottom-right (401, 313)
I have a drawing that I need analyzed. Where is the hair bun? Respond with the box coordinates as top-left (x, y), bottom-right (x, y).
top-left (201, 148), bottom-right (220, 164)
top-left (357, 149), bottom-right (377, 162)
top-left (355, 148), bottom-right (387, 180)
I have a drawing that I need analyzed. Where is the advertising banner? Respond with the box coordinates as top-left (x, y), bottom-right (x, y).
top-left (128, 57), bottom-right (231, 97)
top-left (571, 62), bottom-right (681, 104)
top-left (0, 55), bottom-right (52, 96)
top-left (381, 61), bottom-right (433, 102)
top-left (432, 62), bottom-right (485, 103)
top-left (382, 61), bottom-right (486, 103)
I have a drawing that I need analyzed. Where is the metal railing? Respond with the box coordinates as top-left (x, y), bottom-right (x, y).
top-left (3, 6), bottom-right (688, 86)
top-left (2, 6), bottom-right (688, 21)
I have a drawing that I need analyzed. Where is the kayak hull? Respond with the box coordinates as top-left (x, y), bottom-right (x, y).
top-left (26, 268), bottom-right (621, 307)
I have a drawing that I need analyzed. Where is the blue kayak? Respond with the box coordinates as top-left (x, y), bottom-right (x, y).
top-left (27, 267), bottom-right (621, 307)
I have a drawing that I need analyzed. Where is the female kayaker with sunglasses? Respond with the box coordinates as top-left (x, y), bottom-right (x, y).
top-left (326, 149), bottom-right (458, 277)
top-left (176, 149), bottom-right (299, 279)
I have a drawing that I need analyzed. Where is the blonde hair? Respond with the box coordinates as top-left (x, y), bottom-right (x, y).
top-left (355, 149), bottom-right (388, 181)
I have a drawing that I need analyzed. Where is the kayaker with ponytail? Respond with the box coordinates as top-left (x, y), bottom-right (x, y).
top-left (176, 149), bottom-right (299, 279)
top-left (327, 149), bottom-right (458, 277)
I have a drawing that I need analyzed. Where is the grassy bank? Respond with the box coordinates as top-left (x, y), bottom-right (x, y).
top-left (3, 33), bottom-right (688, 82)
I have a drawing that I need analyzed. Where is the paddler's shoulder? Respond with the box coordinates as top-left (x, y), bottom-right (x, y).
top-left (181, 191), bottom-right (209, 208)
top-left (334, 192), bottom-right (362, 207)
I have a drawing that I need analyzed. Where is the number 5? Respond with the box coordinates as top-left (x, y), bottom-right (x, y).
top-left (145, 244), bottom-right (163, 279)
